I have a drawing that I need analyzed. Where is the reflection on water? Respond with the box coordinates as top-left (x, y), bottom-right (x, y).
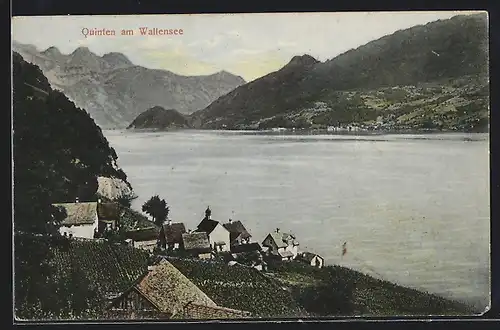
top-left (105, 130), bottom-right (490, 312)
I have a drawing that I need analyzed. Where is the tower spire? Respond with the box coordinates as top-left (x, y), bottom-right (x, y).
top-left (205, 206), bottom-right (212, 220)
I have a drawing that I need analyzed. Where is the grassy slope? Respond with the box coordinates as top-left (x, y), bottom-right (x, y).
top-left (267, 261), bottom-right (473, 317)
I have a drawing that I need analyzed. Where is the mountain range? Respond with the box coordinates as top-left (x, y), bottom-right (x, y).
top-left (186, 13), bottom-right (488, 132)
top-left (12, 41), bottom-right (246, 128)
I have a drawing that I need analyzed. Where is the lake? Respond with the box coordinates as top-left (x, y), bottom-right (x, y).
top-left (104, 129), bottom-right (490, 312)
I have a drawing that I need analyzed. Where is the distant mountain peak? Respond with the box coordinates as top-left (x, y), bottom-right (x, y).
top-left (102, 52), bottom-right (133, 66)
top-left (212, 70), bottom-right (246, 83)
top-left (71, 46), bottom-right (93, 56)
top-left (215, 70), bottom-right (232, 76)
top-left (286, 54), bottom-right (320, 67)
top-left (12, 40), bottom-right (38, 53)
top-left (42, 46), bottom-right (62, 57)
top-left (12, 43), bottom-right (249, 128)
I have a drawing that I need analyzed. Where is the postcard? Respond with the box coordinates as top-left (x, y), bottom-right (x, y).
top-left (11, 11), bottom-right (490, 321)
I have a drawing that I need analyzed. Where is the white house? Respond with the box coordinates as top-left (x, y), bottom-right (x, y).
top-left (195, 207), bottom-right (231, 252)
top-left (298, 252), bottom-right (325, 268)
top-left (53, 201), bottom-right (99, 239)
top-left (262, 229), bottom-right (300, 261)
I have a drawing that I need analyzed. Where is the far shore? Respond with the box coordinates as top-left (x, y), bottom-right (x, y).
top-left (109, 127), bottom-right (489, 136)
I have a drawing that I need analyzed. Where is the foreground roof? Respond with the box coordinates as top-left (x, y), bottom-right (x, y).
top-left (127, 259), bottom-right (218, 316)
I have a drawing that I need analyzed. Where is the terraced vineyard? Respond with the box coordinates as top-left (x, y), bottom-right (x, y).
top-left (50, 238), bottom-right (149, 293)
top-left (168, 258), bottom-right (309, 318)
top-left (15, 235), bottom-right (150, 319)
top-left (267, 261), bottom-right (473, 316)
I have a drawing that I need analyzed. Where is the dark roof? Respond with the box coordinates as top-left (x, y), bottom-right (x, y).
top-left (278, 250), bottom-right (294, 258)
top-left (182, 232), bottom-right (211, 252)
top-left (162, 222), bottom-right (186, 244)
top-left (222, 221), bottom-right (252, 242)
top-left (97, 202), bottom-right (121, 220)
top-left (263, 232), bottom-right (299, 249)
top-left (263, 233), bottom-right (287, 248)
top-left (230, 243), bottom-right (261, 254)
top-left (299, 252), bottom-right (324, 263)
top-left (125, 226), bottom-right (160, 241)
top-left (52, 202), bottom-right (98, 226)
top-left (196, 218), bottom-right (220, 234)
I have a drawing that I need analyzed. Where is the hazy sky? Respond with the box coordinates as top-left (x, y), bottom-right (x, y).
top-left (12, 11), bottom-right (481, 81)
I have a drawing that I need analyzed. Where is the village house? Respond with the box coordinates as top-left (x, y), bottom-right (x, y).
top-left (222, 219), bottom-right (252, 245)
top-left (182, 232), bottom-right (213, 259)
top-left (53, 199), bottom-right (125, 239)
top-left (53, 199), bottom-right (99, 239)
top-left (106, 259), bottom-right (250, 319)
top-left (262, 228), bottom-right (300, 261)
top-left (230, 242), bottom-right (262, 254)
top-left (97, 200), bottom-right (122, 232)
top-left (229, 243), bottom-right (266, 271)
top-left (195, 207), bottom-right (231, 252)
top-left (297, 252), bottom-right (325, 269)
top-left (124, 226), bottom-right (160, 252)
top-left (158, 219), bottom-right (186, 250)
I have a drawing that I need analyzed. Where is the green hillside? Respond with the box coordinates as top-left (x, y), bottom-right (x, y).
top-left (192, 13), bottom-right (488, 131)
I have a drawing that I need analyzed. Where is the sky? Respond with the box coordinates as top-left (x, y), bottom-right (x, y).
top-left (11, 11), bottom-right (482, 82)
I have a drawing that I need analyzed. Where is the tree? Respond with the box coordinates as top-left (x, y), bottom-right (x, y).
top-left (114, 191), bottom-right (137, 208)
top-left (141, 195), bottom-right (170, 227)
top-left (13, 53), bottom-right (133, 319)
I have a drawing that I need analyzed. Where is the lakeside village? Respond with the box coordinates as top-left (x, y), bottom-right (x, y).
top-left (50, 197), bottom-right (328, 319)
top-left (56, 199), bottom-right (325, 269)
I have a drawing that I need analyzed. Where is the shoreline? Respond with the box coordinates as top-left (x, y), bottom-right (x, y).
top-left (116, 127), bottom-right (489, 136)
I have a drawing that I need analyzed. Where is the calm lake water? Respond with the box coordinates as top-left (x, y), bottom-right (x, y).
top-left (104, 130), bottom-right (490, 312)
